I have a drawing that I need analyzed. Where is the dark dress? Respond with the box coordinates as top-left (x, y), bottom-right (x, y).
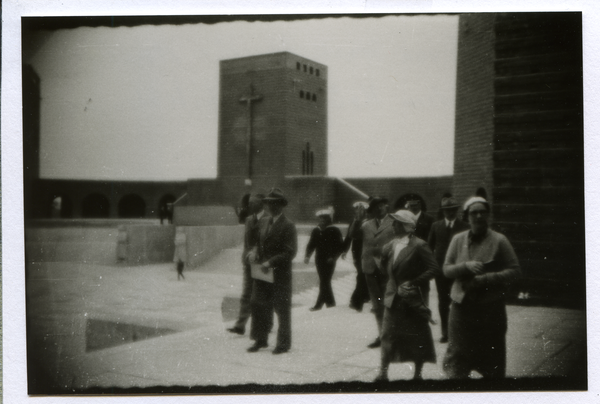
top-left (380, 236), bottom-right (439, 364)
top-left (305, 225), bottom-right (344, 308)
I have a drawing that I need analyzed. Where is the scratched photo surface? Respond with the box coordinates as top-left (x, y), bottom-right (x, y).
top-left (22, 13), bottom-right (586, 394)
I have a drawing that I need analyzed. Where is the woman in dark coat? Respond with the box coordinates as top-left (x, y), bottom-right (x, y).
top-left (304, 209), bottom-right (344, 310)
top-left (374, 209), bottom-right (439, 382)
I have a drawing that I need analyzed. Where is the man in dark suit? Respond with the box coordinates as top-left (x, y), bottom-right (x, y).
top-left (227, 193), bottom-right (267, 335)
top-left (341, 201), bottom-right (370, 312)
top-left (406, 194), bottom-right (435, 304)
top-left (427, 196), bottom-right (470, 343)
top-left (247, 188), bottom-right (297, 355)
top-left (361, 197), bottom-right (396, 348)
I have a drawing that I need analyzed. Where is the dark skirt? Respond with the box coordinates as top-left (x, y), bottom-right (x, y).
top-left (443, 300), bottom-right (507, 379)
top-left (381, 297), bottom-right (436, 364)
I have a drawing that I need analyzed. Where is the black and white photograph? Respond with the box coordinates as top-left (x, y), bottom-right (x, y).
top-left (3, 0), bottom-right (599, 401)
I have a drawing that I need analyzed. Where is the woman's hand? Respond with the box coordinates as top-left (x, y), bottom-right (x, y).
top-left (261, 262), bottom-right (271, 274)
top-left (246, 251), bottom-right (257, 263)
top-left (465, 261), bottom-right (484, 275)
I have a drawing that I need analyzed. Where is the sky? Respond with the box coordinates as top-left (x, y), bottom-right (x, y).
top-left (24, 15), bottom-right (459, 180)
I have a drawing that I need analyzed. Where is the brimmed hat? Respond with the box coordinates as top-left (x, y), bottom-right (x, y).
top-left (368, 196), bottom-right (388, 211)
top-left (404, 193), bottom-right (423, 206)
top-left (463, 196), bottom-right (489, 212)
top-left (316, 208), bottom-right (333, 218)
top-left (352, 201), bottom-right (369, 209)
top-left (440, 196), bottom-right (460, 209)
top-left (389, 209), bottom-right (417, 227)
top-left (263, 188), bottom-right (288, 206)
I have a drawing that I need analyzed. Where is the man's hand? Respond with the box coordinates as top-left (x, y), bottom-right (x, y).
top-left (304, 257), bottom-right (310, 265)
top-left (261, 262), bottom-right (271, 274)
top-left (465, 261), bottom-right (484, 275)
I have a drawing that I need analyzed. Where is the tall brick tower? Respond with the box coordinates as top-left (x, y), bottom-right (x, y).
top-left (217, 52), bottom-right (327, 198)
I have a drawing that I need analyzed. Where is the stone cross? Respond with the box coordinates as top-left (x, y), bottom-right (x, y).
top-left (239, 85), bottom-right (263, 185)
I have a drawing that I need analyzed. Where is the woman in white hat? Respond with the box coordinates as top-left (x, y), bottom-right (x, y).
top-left (304, 208), bottom-right (344, 311)
top-left (375, 209), bottom-right (439, 382)
top-left (442, 196), bottom-right (521, 379)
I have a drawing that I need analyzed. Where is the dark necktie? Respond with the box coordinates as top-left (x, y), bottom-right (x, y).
top-left (266, 217), bottom-right (274, 236)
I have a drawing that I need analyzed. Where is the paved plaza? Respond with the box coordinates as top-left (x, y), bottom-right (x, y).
top-left (26, 233), bottom-right (587, 393)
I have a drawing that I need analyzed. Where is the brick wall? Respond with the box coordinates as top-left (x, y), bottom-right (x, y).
top-left (454, 13), bottom-right (584, 306)
top-left (453, 14), bottom-right (496, 205)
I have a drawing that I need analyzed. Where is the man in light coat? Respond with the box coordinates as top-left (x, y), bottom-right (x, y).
top-left (361, 197), bottom-right (396, 348)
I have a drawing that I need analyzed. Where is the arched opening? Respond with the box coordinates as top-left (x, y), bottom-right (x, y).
top-left (118, 194), bottom-right (146, 218)
top-left (158, 194), bottom-right (176, 224)
top-left (48, 194), bottom-right (73, 218)
top-left (82, 193), bottom-right (110, 218)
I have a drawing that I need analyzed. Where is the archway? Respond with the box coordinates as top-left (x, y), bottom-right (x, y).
top-left (82, 193), bottom-right (110, 218)
top-left (118, 194), bottom-right (146, 218)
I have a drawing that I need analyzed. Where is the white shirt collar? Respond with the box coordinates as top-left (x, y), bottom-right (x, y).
top-left (445, 218), bottom-right (455, 228)
top-left (271, 212), bottom-right (283, 223)
top-left (256, 210), bottom-right (265, 220)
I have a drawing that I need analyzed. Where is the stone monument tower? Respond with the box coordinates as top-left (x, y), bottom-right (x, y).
top-left (217, 52), bottom-right (328, 200)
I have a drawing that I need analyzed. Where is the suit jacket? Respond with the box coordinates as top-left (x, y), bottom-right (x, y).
top-left (361, 215), bottom-right (396, 275)
top-left (427, 219), bottom-right (470, 266)
top-left (242, 211), bottom-right (268, 263)
top-left (381, 236), bottom-right (440, 309)
top-left (414, 211), bottom-right (435, 242)
top-left (255, 214), bottom-right (298, 292)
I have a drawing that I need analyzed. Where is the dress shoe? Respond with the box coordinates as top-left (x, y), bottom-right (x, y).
top-left (349, 303), bottom-right (363, 312)
top-left (309, 306), bottom-right (322, 312)
top-left (272, 347), bottom-right (289, 355)
top-left (227, 327), bottom-right (245, 335)
top-left (439, 336), bottom-right (448, 343)
top-left (367, 337), bottom-right (381, 349)
top-left (247, 342), bottom-right (268, 352)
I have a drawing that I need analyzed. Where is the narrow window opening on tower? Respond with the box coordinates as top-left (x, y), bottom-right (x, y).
top-left (300, 90), bottom-right (304, 98)
top-left (303, 64), bottom-right (307, 72)
top-left (306, 92), bottom-right (311, 100)
top-left (296, 62), bottom-right (301, 70)
top-left (316, 69), bottom-right (320, 77)
top-left (302, 150), bottom-right (306, 175)
top-left (310, 67), bottom-right (314, 74)
top-left (312, 94), bottom-right (317, 102)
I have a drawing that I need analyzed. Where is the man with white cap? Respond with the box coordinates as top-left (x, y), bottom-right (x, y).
top-left (342, 201), bottom-right (371, 312)
top-left (427, 195), bottom-right (470, 343)
top-left (442, 196), bottom-right (521, 379)
top-left (304, 208), bottom-right (344, 311)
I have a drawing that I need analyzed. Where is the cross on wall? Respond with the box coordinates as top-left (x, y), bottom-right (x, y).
top-left (239, 84), bottom-right (263, 186)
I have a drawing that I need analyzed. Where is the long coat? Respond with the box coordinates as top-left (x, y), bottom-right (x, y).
top-left (250, 214), bottom-right (298, 350)
top-left (379, 236), bottom-right (440, 364)
top-left (361, 215), bottom-right (396, 275)
top-left (427, 219), bottom-right (471, 266)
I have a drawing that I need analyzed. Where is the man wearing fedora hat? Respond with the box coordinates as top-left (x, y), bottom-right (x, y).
top-left (246, 188), bottom-right (297, 355)
top-left (361, 196), bottom-right (396, 348)
top-left (427, 195), bottom-right (470, 343)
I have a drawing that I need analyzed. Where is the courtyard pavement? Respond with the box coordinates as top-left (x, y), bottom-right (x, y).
top-left (26, 233), bottom-right (587, 393)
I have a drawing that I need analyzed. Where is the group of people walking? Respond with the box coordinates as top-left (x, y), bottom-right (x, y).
top-left (227, 187), bottom-right (521, 382)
